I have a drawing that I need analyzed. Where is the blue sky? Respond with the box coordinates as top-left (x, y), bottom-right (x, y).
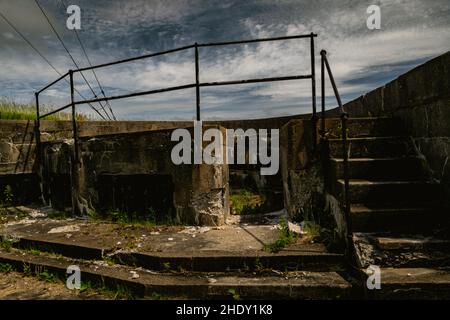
top-left (0, 0), bottom-right (449, 120)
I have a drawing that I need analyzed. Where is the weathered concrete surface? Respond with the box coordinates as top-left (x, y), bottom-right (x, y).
top-left (0, 249), bottom-right (351, 299)
top-left (0, 115), bottom-right (299, 210)
top-left (0, 206), bottom-right (344, 272)
top-left (0, 206), bottom-right (352, 299)
top-left (41, 125), bottom-right (230, 225)
top-left (280, 119), bottom-right (320, 218)
top-left (364, 268), bottom-right (450, 300)
top-left (327, 51), bottom-right (450, 207)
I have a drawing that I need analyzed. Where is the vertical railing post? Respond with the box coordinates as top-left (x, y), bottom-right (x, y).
top-left (310, 33), bottom-right (317, 147)
top-left (35, 92), bottom-right (46, 205)
top-left (35, 92), bottom-right (41, 164)
top-left (70, 70), bottom-right (79, 164)
top-left (320, 50), bottom-right (326, 138)
top-left (341, 112), bottom-right (353, 245)
top-left (195, 43), bottom-right (201, 121)
top-left (69, 70), bottom-right (80, 215)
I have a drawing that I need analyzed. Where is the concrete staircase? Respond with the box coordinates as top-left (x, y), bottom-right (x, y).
top-left (325, 117), bottom-right (450, 299)
top-left (0, 209), bottom-right (353, 299)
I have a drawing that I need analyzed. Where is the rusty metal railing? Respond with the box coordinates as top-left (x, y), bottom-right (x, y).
top-left (34, 33), bottom-right (318, 215)
top-left (320, 49), bottom-right (354, 254)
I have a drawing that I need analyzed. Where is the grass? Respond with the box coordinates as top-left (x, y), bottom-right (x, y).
top-left (47, 210), bottom-right (71, 220)
top-left (23, 263), bottom-right (32, 276)
top-left (265, 219), bottom-right (297, 253)
top-left (227, 288), bottom-right (241, 300)
top-left (90, 207), bottom-right (177, 228)
top-left (0, 185), bottom-right (15, 209)
top-left (0, 236), bottom-right (13, 252)
top-left (36, 269), bottom-right (59, 283)
top-left (303, 221), bottom-right (344, 252)
top-left (0, 97), bottom-right (89, 121)
top-left (230, 189), bottom-right (267, 215)
top-left (0, 263), bottom-right (14, 273)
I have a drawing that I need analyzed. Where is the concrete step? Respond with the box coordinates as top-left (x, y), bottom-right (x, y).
top-left (363, 267), bottom-right (450, 299)
top-left (353, 233), bottom-right (450, 269)
top-left (328, 136), bottom-right (416, 158)
top-left (321, 117), bottom-right (404, 139)
top-left (6, 234), bottom-right (345, 272)
top-left (337, 179), bottom-right (439, 204)
top-left (350, 204), bottom-right (443, 233)
top-left (330, 157), bottom-right (426, 180)
top-left (374, 235), bottom-right (450, 252)
top-left (0, 249), bottom-right (352, 299)
top-left (111, 246), bottom-right (344, 272)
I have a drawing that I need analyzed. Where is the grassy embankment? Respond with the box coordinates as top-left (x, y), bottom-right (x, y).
top-left (0, 97), bottom-right (88, 121)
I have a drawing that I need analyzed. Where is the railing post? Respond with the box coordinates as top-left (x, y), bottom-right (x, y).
top-left (69, 70), bottom-right (80, 216)
top-left (341, 112), bottom-right (353, 244)
top-left (195, 43), bottom-right (201, 121)
top-left (35, 92), bottom-right (41, 164)
top-left (310, 33), bottom-right (317, 147)
top-left (35, 92), bottom-right (47, 205)
top-left (320, 50), bottom-right (326, 138)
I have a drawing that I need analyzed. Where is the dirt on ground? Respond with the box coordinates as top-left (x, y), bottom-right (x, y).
top-left (0, 271), bottom-right (108, 300)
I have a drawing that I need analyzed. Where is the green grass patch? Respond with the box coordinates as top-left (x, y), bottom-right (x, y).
top-left (0, 97), bottom-right (90, 121)
top-left (302, 220), bottom-right (345, 252)
top-left (47, 210), bottom-right (71, 220)
top-left (0, 236), bottom-right (13, 252)
top-left (35, 267), bottom-right (59, 283)
top-left (227, 288), bottom-right (241, 300)
top-left (230, 189), bottom-right (268, 215)
top-left (0, 263), bottom-right (14, 273)
top-left (265, 219), bottom-right (297, 253)
top-left (94, 207), bottom-right (177, 228)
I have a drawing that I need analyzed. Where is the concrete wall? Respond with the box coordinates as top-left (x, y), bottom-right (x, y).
top-left (41, 125), bottom-right (229, 225)
top-left (280, 119), bottom-right (320, 219)
top-left (1, 115), bottom-right (300, 209)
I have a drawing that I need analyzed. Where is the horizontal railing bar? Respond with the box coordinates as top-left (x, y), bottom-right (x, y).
top-left (73, 83), bottom-right (197, 105)
top-left (200, 75), bottom-right (312, 87)
top-left (41, 75), bottom-right (311, 115)
top-left (75, 44), bottom-right (196, 73)
top-left (73, 34), bottom-right (316, 73)
top-left (37, 71), bottom-right (70, 94)
top-left (198, 34), bottom-right (317, 47)
top-left (38, 103), bottom-right (72, 119)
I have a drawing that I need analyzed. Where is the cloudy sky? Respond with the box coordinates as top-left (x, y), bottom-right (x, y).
top-left (0, 0), bottom-right (449, 120)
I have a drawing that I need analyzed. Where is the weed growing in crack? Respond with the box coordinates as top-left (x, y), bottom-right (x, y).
top-left (0, 263), bottom-right (14, 273)
top-left (0, 236), bottom-right (13, 252)
top-left (265, 218), bottom-right (297, 253)
top-left (228, 288), bottom-right (241, 300)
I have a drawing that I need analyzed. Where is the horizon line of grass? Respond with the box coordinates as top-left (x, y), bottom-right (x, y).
top-left (0, 97), bottom-right (90, 121)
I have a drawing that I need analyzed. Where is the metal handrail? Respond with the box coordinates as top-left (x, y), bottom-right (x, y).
top-left (37, 34), bottom-right (317, 120)
top-left (34, 33), bottom-right (318, 215)
top-left (319, 50), bottom-right (354, 253)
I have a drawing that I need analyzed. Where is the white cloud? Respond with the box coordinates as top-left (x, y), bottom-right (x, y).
top-left (1, 0), bottom-right (449, 119)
